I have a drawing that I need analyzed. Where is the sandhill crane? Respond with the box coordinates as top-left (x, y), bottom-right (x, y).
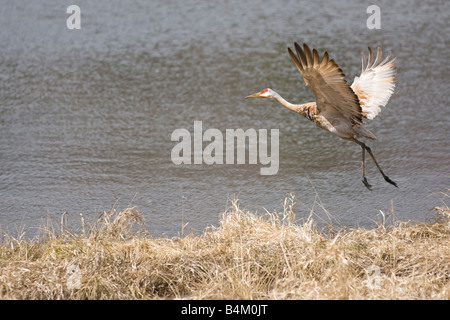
top-left (247, 43), bottom-right (397, 190)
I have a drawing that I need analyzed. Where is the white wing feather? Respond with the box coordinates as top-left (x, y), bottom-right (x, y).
top-left (351, 47), bottom-right (397, 120)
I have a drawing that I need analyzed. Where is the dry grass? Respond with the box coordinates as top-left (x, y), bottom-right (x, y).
top-left (0, 191), bottom-right (449, 300)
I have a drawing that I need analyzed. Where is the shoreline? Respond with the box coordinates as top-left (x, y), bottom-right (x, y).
top-left (0, 192), bottom-right (449, 300)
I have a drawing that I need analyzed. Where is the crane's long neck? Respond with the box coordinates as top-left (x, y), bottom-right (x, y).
top-left (271, 91), bottom-right (317, 120)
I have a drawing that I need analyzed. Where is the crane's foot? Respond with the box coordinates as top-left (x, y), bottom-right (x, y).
top-left (362, 177), bottom-right (372, 190)
top-left (383, 175), bottom-right (398, 188)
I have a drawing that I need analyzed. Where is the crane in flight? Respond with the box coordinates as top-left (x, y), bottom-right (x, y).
top-left (247, 43), bottom-right (397, 190)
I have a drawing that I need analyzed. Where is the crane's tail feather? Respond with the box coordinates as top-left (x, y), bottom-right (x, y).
top-left (353, 125), bottom-right (377, 140)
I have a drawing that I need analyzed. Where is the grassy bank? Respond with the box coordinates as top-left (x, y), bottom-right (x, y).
top-left (0, 192), bottom-right (449, 300)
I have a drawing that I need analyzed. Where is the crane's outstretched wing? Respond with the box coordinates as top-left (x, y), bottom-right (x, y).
top-left (351, 47), bottom-right (397, 120)
top-left (288, 43), bottom-right (363, 122)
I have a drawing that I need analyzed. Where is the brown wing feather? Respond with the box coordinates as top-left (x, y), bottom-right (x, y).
top-left (313, 49), bottom-right (320, 67)
top-left (303, 43), bottom-right (313, 66)
top-left (320, 51), bottom-right (329, 67)
top-left (294, 43), bottom-right (307, 67)
top-left (288, 43), bottom-right (363, 121)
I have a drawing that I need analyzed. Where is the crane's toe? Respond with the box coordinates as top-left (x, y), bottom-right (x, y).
top-left (384, 176), bottom-right (398, 188)
top-left (362, 177), bottom-right (372, 190)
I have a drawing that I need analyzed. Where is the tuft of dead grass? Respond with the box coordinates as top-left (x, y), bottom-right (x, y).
top-left (0, 191), bottom-right (449, 300)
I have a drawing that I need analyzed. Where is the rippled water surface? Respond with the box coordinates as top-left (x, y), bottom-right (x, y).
top-left (1, 0), bottom-right (449, 237)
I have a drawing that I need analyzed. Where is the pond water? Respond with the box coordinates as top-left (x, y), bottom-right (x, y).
top-left (1, 0), bottom-right (448, 237)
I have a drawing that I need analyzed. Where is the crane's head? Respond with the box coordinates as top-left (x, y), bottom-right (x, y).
top-left (246, 88), bottom-right (275, 99)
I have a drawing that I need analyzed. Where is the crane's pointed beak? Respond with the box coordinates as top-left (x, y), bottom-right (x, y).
top-left (246, 92), bottom-right (261, 98)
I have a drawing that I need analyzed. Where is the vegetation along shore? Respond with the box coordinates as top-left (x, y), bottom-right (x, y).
top-left (0, 191), bottom-right (449, 299)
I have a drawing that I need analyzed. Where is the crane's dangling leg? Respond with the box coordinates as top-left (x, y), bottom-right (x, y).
top-left (352, 138), bottom-right (398, 189)
top-left (360, 144), bottom-right (372, 190)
